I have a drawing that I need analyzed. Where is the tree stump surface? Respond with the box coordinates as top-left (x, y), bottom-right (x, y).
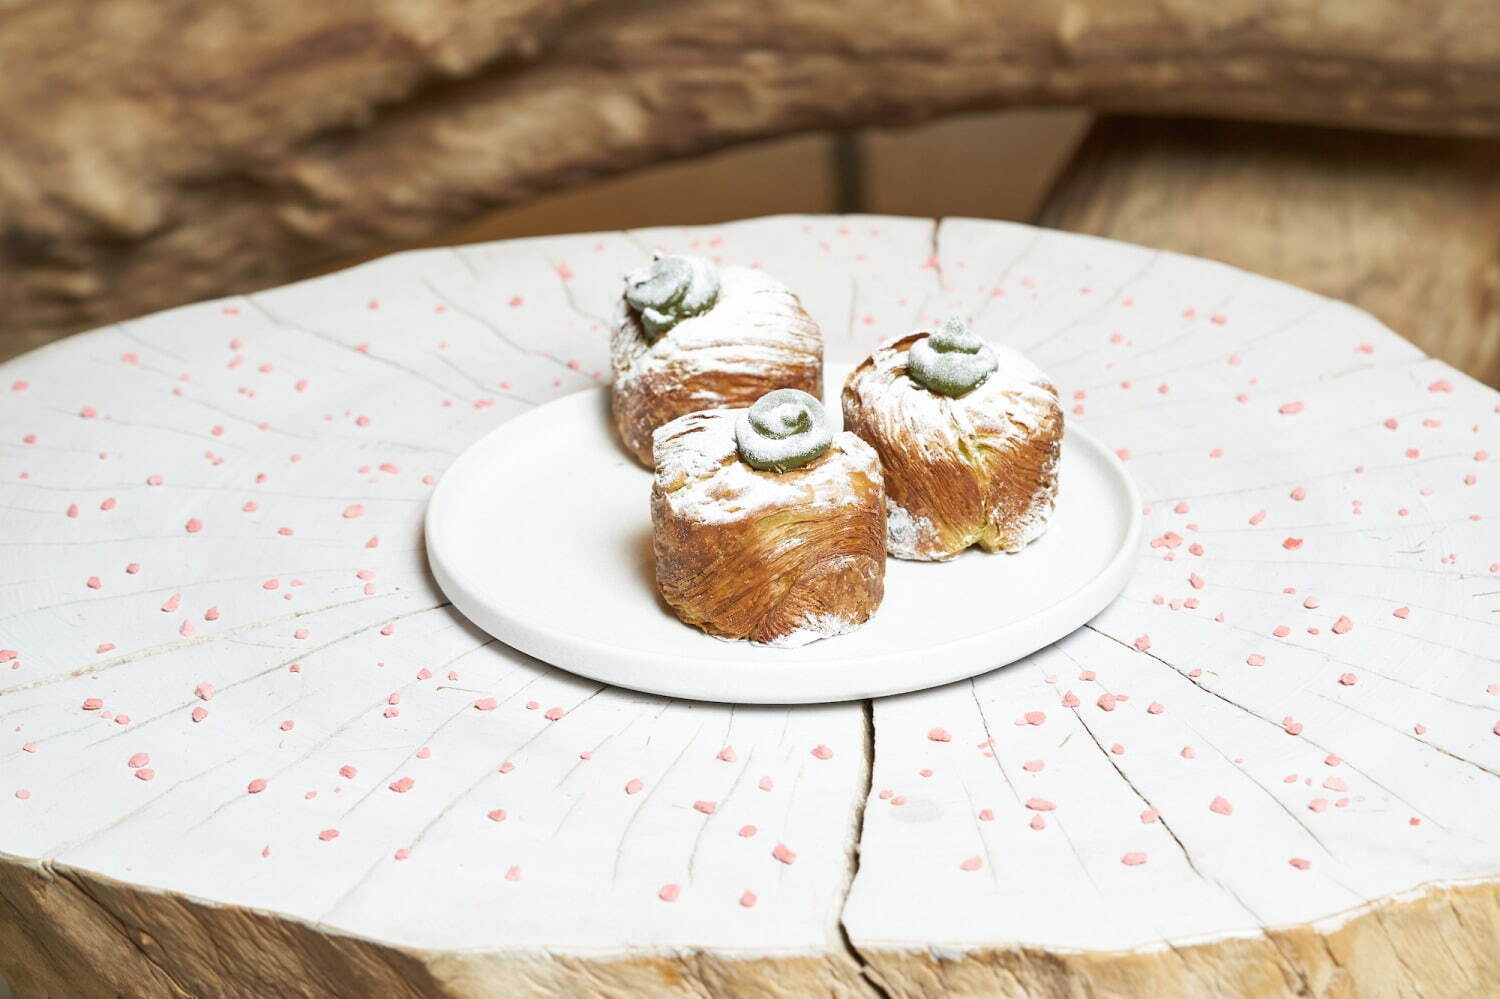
top-left (1, 215), bottom-right (1498, 998)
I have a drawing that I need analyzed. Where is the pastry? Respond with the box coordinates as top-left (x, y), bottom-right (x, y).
top-left (611, 253), bottom-right (822, 467)
top-left (650, 389), bottom-right (884, 646)
top-left (842, 317), bottom-right (1063, 561)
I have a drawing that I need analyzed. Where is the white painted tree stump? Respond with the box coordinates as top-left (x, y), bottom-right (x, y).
top-left (1, 216), bottom-right (1497, 998)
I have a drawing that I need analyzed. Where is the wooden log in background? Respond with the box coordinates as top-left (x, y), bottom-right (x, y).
top-left (1038, 117), bottom-right (1500, 386)
top-left (4, 0), bottom-right (1500, 358)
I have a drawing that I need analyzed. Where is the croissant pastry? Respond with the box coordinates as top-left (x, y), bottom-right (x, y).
top-left (611, 253), bottom-right (822, 467)
top-left (651, 389), bottom-right (885, 646)
top-left (842, 318), bottom-right (1063, 561)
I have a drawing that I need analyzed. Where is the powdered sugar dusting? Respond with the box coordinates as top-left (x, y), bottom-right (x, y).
top-left (884, 498), bottom-right (938, 558)
top-left (653, 410), bottom-right (880, 527)
top-left (760, 612), bottom-right (863, 648)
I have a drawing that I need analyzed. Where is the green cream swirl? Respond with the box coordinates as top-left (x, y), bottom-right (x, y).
top-left (907, 316), bottom-right (998, 397)
top-left (624, 254), bottom-right (721, 342)
top-left (735, 389), bottom-right (833, 473)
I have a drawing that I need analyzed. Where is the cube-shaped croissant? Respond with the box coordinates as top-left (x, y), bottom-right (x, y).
top-left (842, 322), bottom-right (1063, 561)
top-left (611, 254), bottom-right (822, 467)
top-left (650, 393), bottom-right (884, 646)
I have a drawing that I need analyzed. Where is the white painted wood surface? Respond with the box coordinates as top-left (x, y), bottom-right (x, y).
top-left (1, 215), bottom-right (1497, 995)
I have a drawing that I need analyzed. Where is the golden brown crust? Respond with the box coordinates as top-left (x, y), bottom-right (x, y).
top-left (611, 266), bottom-right (822, 467)
top-left (842, 332), bottom-right (1063, 561)
top-left (650, 411), bottom-right (884, 646)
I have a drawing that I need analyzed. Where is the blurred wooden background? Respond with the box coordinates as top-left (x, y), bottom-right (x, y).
top-left (0, 110), bottom-right (1091, 363)
top-left (427, 111), bottom-right (1091, 254)
top-left (3, 0), bottom-right (1498, 384)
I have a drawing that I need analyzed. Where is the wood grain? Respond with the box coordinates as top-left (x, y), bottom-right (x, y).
top-left (1, 215), bottom-right (1498, 997)
top-left (6, 0), bottom-right (1500, 353)
top-left (1038, 116), bottom-right (1500, 387)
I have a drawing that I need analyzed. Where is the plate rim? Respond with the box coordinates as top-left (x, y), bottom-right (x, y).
top-left (426, 387), bottom-right (1140, 704)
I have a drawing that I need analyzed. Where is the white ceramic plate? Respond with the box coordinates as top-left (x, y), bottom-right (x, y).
top-left (427, 368), bottom-right (1140, 704)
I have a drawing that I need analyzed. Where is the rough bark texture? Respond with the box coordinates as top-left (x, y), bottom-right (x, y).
top-left (1037, 116), bottom-right (1500, 386)
top-left (0, 859), bottom-right (876, 998)
top-left (6, 0), bottom-right (1500, 352)
top-left (858, 879), bottom-right (1500, 999)
top-left (11, 854), bottom-right (1496, 999)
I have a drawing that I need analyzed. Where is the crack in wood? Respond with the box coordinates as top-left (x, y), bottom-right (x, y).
top-left (1085, 624), bottom-right (1451, 831)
